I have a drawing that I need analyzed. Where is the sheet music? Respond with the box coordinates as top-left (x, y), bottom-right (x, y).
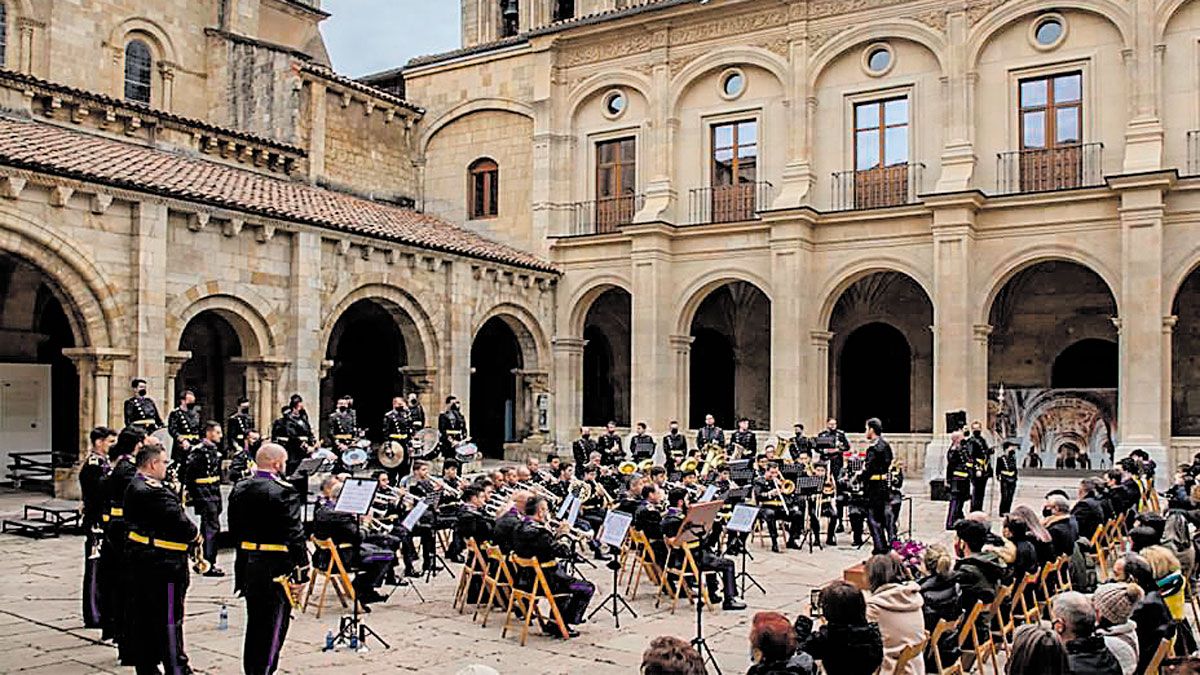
top-left (401, 499), bottom-right (429, 531)
top-left (566, 494), bottom-right (581, 527)
top-left (699, 485), bottom-right (718, 502)
top-left (726, 504), bottom-right (760, 533)
top-left (599, 510), bottom-right (633, 548)
top-left (333, 477), bottom-right (377, 516)
top-left (556, 493), bottom-right (575, 520)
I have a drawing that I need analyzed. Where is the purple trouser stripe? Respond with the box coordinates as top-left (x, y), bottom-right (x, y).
top-left (266, 591), bottom-right (286, 674)
top-left (166, 581), bottom-right (181, 674)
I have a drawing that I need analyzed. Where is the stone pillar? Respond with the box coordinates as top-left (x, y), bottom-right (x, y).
top-left (158, 62), bottom-right (175, 112)
top-left (517, 370), bottom-right (550, 445)
top-left (669, 334), bottom-right (693, 426)
top-left (970, 324), bottom-right (993, 427)
top-left (307, 80), bottom-right (328, 182)
top-left (636, 58), bottom-right (676, 223)
top-left (448, 265), bottom-right (474, 421)
top-left (927, 194), bottom-right (982, 432)
top-left (234, 357), bottom-right (289, 434)
top-left (17, 18), bottom-right (39, 76)
top-left (769, 219), bottom-right (811, 429)
top-left (810, 331), bottom-right (833, 422)
top-left (287, 231), bottom-right (322, 411)
top-left (552, 337), bottom-right (585, 444)
top-left (164, 350), bottom-right (192, 405)
top-left (60, 348), bottom-right (131, 497)
top-left (1163, 316), bottom-right (1177, 451)
top-left (627, 225), bottom-right (673, 429)
top-left (1112, 173), bottom-right (1175, 465)
top-left (131, 200), bottom-right (168, 395)
top-left (774, 32), bottom-right (812, 208)
top-left (937, 11), bottom-right (977, 191)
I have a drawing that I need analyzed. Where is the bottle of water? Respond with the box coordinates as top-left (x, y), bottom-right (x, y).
top-left (217, 604), bottom-right (228, 631)
top-left (323, 630), bottom-right (335, 652)
top-left (348, 632), bottom-right (359, 650)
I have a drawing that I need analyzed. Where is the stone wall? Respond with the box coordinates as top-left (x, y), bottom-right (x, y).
top-left (316, 88), bottom-right (418, 202)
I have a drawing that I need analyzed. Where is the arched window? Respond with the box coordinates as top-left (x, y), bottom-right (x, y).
top-left (469, 158), bottom-right (499, 219)
top-left (0, 3), bottom-right (8, 68)
top-left (124, 39), bottom-right (153, 104)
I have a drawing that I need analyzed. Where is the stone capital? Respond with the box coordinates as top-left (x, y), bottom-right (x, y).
top-left (809, 330), bottom-right (834, 347)
top-left (164, 350), bottom-right (192, 378)
top-left (668, 334), bottom-right (695, 352)
top-left (61, 347), bottom-right (131, 375)
top-left (972, 324), bottom-right (993, 342)
top-left (399, 365), bottom-right (437, 391)
top-left (552, 336), bottom-right (587, 354)
top-left (233, 356), bottom-right (291, 382)
top-left (1163, 315), bottom-right (1179, 334)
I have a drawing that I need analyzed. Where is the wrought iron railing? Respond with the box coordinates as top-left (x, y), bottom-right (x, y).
top-left (688, 181), bottom-right (774, 225)
top-left (554, 194), bottom-right (644, 236)
top-left (995, 142), bottom-right (1104, 194)
top-left (830, 163), bottom-right (925, 211)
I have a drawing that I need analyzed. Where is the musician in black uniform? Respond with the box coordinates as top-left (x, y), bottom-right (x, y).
top-left (166, 389), bottom-right (200, 463)
top-left (184, 421), bottom-right (226, 576)
top-left (815, 417), bottom-right (850, 484)
top-left (122, 442), bottom-right (199, 675)
top-left (274, 399), bottom-right (313, 474)
top-left (630, 422), bottom-right (656, 462)
top-left (661, 488), bottom-right (746, 610)
top-left (99, 427), bottom-right (144, 657)
top-left (634, 484), bottom-right (669, 565)
top-left (229, 429), bottom-right (261, 484)
top-left (406, 460), bottom-right (442, 572)
top-left (226, 397), bottom-right (254, 456)
top-left (597, 421), bottom-right (624, 465)
top-left (753, 463), bottom-right (798, 552)
top-left (996, 440), bottom-right (1020, 516)
top-left (791, 423), bottom-right (812, 461)
top-left (512, 495), bottom-right (595, 636)
top-left (326, 395), bottom-right (358, 450)
top-left (123, 378), bottom-right (164, 432)
top-left (696, 414), bottom-right (725, 450)
top-left (227, 444), bottom-right (310, 675)
top-left (728, 418), bottom-right (756, 459)
top-left (310, 480), bottom-right (394, 603)
top-left (80, 426), bottom-right (117, 628)
top-left (438, 395), bottom-right (467, 460)
top-left (965, 420), bottom-right (992, 512)
top-left (572, 427), bottom-right (596, 469)
top-left (860, 417), bottom-right (894, 554)
top-left (406, 393), bottom-right (426, 432)
top-left (492, 491), bottom-right (530, 555)
top-left (662, 421), bottom-right (688, 472)
top-left (945, 430), bottom-right (971, 529)
top-left (453, 485), bottom-right (493, 551)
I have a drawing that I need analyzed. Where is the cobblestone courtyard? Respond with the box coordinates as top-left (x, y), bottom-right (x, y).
top-left (0, 476), bottom-right (1084, 674)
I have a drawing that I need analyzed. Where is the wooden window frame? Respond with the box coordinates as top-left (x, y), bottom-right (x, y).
top-left (853, 97), bottom-right (909, 171)
top-left (1018, 71), bottom-right (1082, 150)
top-left (469, 158), bottom-right (499, 220)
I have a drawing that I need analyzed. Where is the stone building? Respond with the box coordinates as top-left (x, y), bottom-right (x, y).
top-left (365, 0), bottom-right (1200, 470)
top-left (0, 0), bottom-right (558, 495)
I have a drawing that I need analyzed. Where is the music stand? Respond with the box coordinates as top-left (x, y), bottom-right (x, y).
top-left (586, 509), bottom-right (637, 628)
top-left (727, 460), bottom-right (754, 486)
top-left (674, 500), bottom-right (725, 675)
top-left (725, 504), bottom-right (764, 597)
top-left (332, 477), bottom-right (389, 651)
top-left (718, 486), bottom-right (750, 555)
top-left (792, 476), bottom-right (826, 553)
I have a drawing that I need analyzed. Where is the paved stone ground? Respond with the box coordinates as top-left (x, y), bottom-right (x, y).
top-left (0, 477), bottom-right (1079, 674)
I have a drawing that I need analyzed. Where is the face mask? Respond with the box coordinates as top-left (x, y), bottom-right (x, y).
top-left (337, 404), bottom-right (347, 411)
top-left (137, 388), bottom-right (147, 397)
top-left (240, 404), bottom-right (249, 412)
top-left (1042, 507), bottom-right (1053, 518)
top-left (452, 403), bottom-right (460, 411)
top-left (973, 430), bottom-right (982, 437)
top-left (583, 433), bottom-right (590, 439)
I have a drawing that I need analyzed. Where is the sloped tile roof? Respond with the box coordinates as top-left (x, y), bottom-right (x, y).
top-left (0, 116), bottom-right (555, 273)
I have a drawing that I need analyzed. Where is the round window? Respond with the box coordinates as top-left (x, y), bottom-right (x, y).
top-left (602, 90), bottom-right (626, 118)
top-left (867, 48), bottom-right (892, 73)
top-left (722, 71), bottom-right (745, 98)
top-left (1034, 17), bottom-right (1064, 46)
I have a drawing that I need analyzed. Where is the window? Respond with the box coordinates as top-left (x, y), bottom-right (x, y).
top-left (124, 40), bottom-right (153, 104)
top-left (595, 138), bottom-right (636, 232)
top-left (710, 120), bottom-right (758, 222)
top-left (499, 0), bottom-right (519, 38)
top-left (553, 0), bottom-right (575, 22)
top-left (1018, 72), bottom-right (1083, 191)
top-left (720, 69), bottom-right (745, 99)
top-left (850, 98), bottom-right (911, 208)
top-left (863, 43), bottom-right (895, 76)
top-left (469, 158), bottom-right (499, 219)
top-left (0, 3), bottom-right (7, 68)
top-left (602, 90), bottom-right (626, 118)
top-left (1032, 14), bottom-right (1066, 49)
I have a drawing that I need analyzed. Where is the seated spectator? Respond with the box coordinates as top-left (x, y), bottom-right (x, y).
top-left (865, 554), bottom-right (927, 675)
top-left (803, 581), bottom-right (884, 675)
top-left (918, 544), bottom-right (962, 671)
top-left (1043, 494), bottom-right (1080, 558)
top-left (1004, 514), bottom-right (1042, 586)
top-left (1007, 623), bottom-right (1070, 675)
top-left (1112, 553), bottom-right (1173, 675)
top-left (953, 519), bottom-right (1006, 635)
top-left (967, 511), bottom-right (1016, 565)
top-left (1129, 525), bottom-right (1160, 553)
top-left (1012, 504), bottom-right (1056, 567)
top-left (748, 612), bottom-right (814, 675)
top-left (640, 635), bottom-right (706, 675)
top-left (1092, 582), bottom-right (1144, 675)
top-left (1074, 478), bottom-right (1109, 542)
top-left (1051, 591), bottom-right (1122, 675)
top-left (1142, 545), bottom-right (1197, 654)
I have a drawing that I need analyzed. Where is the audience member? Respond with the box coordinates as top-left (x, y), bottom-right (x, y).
top-left (953, 519), bottom-right (1005, 635)
top-left (1051, 591), bottom-right (1122, 675)
top-left (865, 554), bottom-right (927, 675)
top-left (640, 636), bottom-right (706, 675)
top-left (803, 581), bottom-right (884, 675)
top-left (1113, 552), bottom-right (1173, 674)
top-left (1092, 582), bottom-right (1143, 675)
top-left (918, 543), bottom-right (962, 670)
top-left (1043, 494), bottom-right (1080, 558)
top-left (747, 612), bottom-right (814, 675)
top-left (1007, 623), bottom-right (1069, 675)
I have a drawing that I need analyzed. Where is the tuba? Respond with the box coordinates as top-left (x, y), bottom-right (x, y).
top-left (679, 456), bottom-right (700, 473)
top-left (617, 461), bottom-right (638, 476)
top-left (569, 478), bottom-right (592, 505)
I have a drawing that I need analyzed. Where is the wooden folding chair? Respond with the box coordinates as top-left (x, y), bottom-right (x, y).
top-left (927, 617), bottom-right (963, 675)
top-left (1056, 554), bottom-right (1073, 592)
top-left (477, 543), bottom-right (514, 627)
top-left (1037, 561), bottom-right (1057, 618)
top-left (303, 536), bottom-right (356, 619)
top-left (959, 600), bottom-right (1000, 675)
top-left (1145, 637), bottom-right (1172, 675)
top-left (1091, 526), bottom-right (1110, 580)
top-left (893, 634), bottom-right (930, 675)
top-left (502, 556), bottom-right (572, 646)
top-left (625, 528), bottom-right (661, 599)
top-left (1014, 572), bottom-right (1041, 625)
top-left (990, 581), bottom-right (1015, 653)
top-left (454, 538), bottom-right (488, 614)
top-left (656, 539), bottom-right (715, 614)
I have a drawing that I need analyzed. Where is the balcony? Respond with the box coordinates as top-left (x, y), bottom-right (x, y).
top-left (687, 181), bottom-right (774, 225)
top-left (555, 194), bottom-right (644, 237)
top-left (1188, 131), bottom-right (1200, 175)
top-left (830, 163), bottom-right (925, 211)
top-left (995, 143), bottom-right (1104, 195)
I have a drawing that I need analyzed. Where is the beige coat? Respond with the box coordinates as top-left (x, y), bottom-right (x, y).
top-left (866, 581), bottom-right (928, 675)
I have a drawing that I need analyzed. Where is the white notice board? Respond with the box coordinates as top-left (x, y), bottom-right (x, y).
top-left (0, 363), bottom-right (51, 481)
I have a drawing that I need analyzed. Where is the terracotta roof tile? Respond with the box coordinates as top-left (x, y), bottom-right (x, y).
top-left (0, 116), bottom-right (556, 273)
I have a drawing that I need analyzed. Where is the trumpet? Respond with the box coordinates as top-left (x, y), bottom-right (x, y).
top-left (545, 518), bottom-right (592, 543)
top-left (517, 480), bottom-right (562, 507)
top-left (433, 477), bottom-right (461, 499)
top-left (190, 534), bottom-right (211, 575)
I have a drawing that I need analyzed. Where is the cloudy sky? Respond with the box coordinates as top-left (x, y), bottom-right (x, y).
top-left (320, 0), bottom-right (461, 77)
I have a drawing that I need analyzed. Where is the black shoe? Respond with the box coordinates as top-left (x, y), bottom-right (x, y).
top-left (836, 523), bottom-right (845, 533)
top-left (722, 597), bottom-right (747, 611)
top-left (358, 602), bottom-right (372, 614)
top-left (786, 540), bottom-right (803, 550)
top-left (202, 567), bottom-right (226, 578)
top-left (826, 537), bottom-right (837, 546)
top-left (771, 543), bottom-right (780, 553)
top-left (593, 549), bottom-right (611, 562)
top-left (541, 621), bottom-right (579, 638)
top-left (448, 553), bottom-right (465, 564)
top-left (726, 542), bottom-right (745, 556)
top-left (404, 568), bottom-right (422, 578)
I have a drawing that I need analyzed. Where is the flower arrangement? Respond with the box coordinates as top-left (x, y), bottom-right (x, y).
top-left (891, 539), bottom-right (927, 578)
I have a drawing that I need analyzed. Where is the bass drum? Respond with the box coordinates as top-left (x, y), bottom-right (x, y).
top-left (412, 427), bottom-right (441, 460)
top-left (377, 440), bottom-right (406, 469)
top-left (455, 441), bottom-right (479, 463)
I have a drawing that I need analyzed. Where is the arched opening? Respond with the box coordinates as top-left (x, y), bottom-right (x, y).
top-left (0, 253), bottom-right (79, 471)
top-left (1052, 339), bottom-right (1118, 388)
top-left (688, 281), bottom-right (770, 429)
top-left (1172, 266), bottom-right (1200, 435)
top-left (828, 271), bottom-right (933, 433)
top-left (123, 39), bottom-right (152, 104)
top-left (581, 288), bottom-right (630, 426)
top-left (838, 323), bottom-right (913, 433)
top-left (177, 311), bottom-right (244, 422)
top-left (323, 299), bottom-right (408, 441)
top-left (988, 261), bottom-right (1118, 389)
top-left (471, 316), bottom-right (523, 457)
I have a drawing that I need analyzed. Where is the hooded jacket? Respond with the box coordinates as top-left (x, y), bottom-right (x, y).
top-left (954, 551), bottom-right (1006, 635)
top-left (1065, 635), bottom-right (1123, 675)
top-left (1096, 621), bottom-right (1139, 675)
top-left (803, 622), bottom-right (885, 675)
top-left (866, 582), bottom-right (928, 675)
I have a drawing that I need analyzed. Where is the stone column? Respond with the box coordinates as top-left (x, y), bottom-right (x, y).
top-left (164, 350), bottom-right (192, 406)
top-left (517, 370), bottom-right (550, 446)
top-left (810, 331), bottom-right (833, 422)
top-left (769, 219), bottom-right (811, 429)
top-left (17, 18), bottom-right (39, 75)
top-left (1111, 173), bottom-right (1175, 465)
top-left (669, 334), bottom-right (694, 426)
top-left (937, 11), bottom-right (977, 191)
top-left (233, 357), bottom-right (289, 433)
top-left (158, 62), bottom-right (175, 112)
top-left (627, 224), bottom-right (673, 429)
top-left (927, 194), bottom-right (982, 432)
top-left (60, 348), bottom-right (131, 497)
top-left (970, 324), bottom-right (993, 426)
top-left (1163, 315), bottom-right (1177, 458)
top-left (637, 58), bottom-right (676, 223)
top-left (552, 337), bottom-right (585, 444)
top-left (307, 80), bottom-right (328, 182)
top-left (774, 32), bottom-right (812, 207)
top-left (287, 231), bottom-right (322, 410)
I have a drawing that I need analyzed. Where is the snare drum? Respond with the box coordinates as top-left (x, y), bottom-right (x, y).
top-left (455, 442), bottom-right (479, 463)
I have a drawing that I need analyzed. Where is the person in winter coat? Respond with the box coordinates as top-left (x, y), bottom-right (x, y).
top-left (953, 519), bottom-right (1007, 636)
top-left (747, 612), bottom-right (815, 675)
top-left (919, 544), bottom-right (962, 671)
top-left (802, 581), bottom-right (885, 675)
top-left (1113, 552), bottom-right (1173, 675)
top-left (1092, 582), bottom-right (1143, 675)
top-left (1051, 591), bottom-right (1122, 675)
top-left (865, 554), bottom-right (927, 675)
top-left (1141, 545), bottom-right (1198, 655)
top-left (1043, 494), bottom-right (1081, 558)
top-left (1007, 623), bottom-right (1070, 675)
